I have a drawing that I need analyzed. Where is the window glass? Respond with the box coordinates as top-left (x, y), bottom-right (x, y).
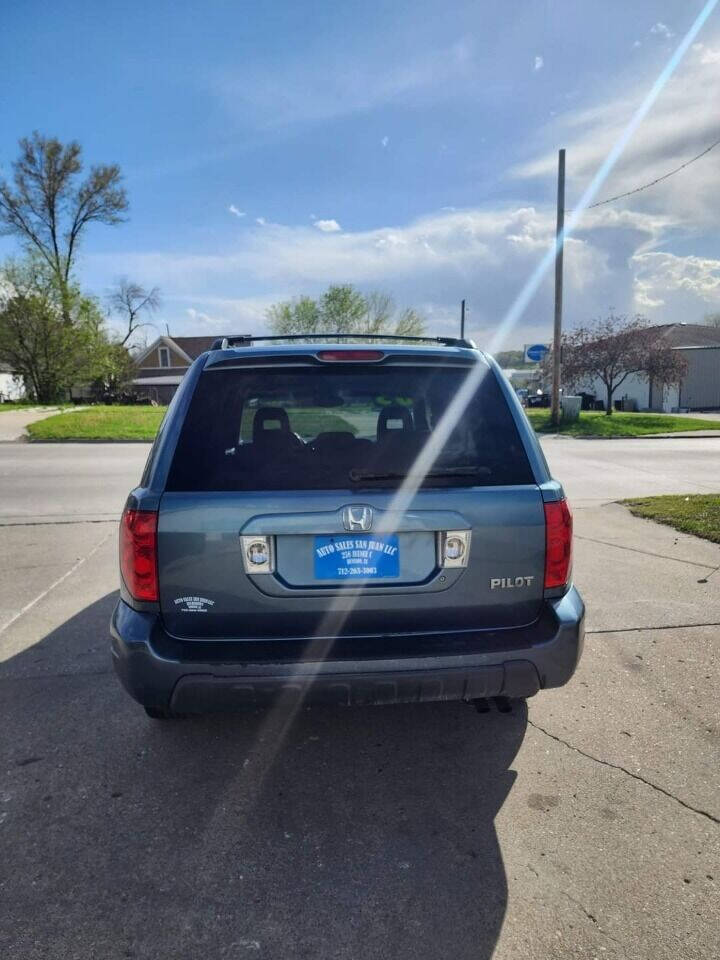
top-left (167, 364), bottom-right (533, 491)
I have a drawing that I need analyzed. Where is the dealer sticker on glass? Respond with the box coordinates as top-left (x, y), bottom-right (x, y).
top-left (314, 534), bottom-right (400, 580)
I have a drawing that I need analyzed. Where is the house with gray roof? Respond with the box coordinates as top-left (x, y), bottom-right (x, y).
top-left (131, 335), bottom-right (217, 403)
top-left (584, 323), bottom-right (720, 411)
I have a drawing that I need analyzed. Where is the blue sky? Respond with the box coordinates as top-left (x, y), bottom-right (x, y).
top-left (2, 0), bottom-right (720, 348)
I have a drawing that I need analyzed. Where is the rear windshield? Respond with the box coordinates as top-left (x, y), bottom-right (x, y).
top-left (166, 362), bottom-right (534, 491)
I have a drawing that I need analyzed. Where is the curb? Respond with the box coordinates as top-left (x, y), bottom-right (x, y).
top-left (539, 431), bottom-right (720, 440)
top-left (26, 438), bottom-right (155, 444)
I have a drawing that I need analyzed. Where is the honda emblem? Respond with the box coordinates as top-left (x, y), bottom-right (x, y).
top-left (342, 505), bottom-right (373, 532)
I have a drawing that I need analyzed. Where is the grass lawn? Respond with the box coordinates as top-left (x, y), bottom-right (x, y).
top-left (623, 495), bottom-right (720, 545)
top-left (27, 405), bottom-right (166, 441)
top-left (25, 403), bottom-right (720, 442)
top-left (526, 409), bottom-right (720, 437)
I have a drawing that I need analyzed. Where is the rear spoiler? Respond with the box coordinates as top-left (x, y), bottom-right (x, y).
top-left (210, 333), bottom-right (477, 350)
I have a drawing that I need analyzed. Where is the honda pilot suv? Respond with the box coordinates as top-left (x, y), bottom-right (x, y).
top-left (111, 335), bottom-right (584, 718)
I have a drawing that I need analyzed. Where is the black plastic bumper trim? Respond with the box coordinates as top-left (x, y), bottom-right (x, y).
top-left (169, 660), bottom-right (540, 712)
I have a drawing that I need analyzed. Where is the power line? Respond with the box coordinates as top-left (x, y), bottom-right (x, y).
top-left (584, 134), bottom-right (720, 210)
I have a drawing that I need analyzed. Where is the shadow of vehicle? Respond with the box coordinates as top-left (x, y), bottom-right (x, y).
top-left (0, 593), bottom-right (528, 960)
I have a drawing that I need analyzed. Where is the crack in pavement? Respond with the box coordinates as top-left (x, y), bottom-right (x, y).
top-left (528, 719), bottom-right (720, 826)
top-left (0, 530), bottom-right (115, 637)
top-left (587, 620), bottom-right (720, 635)
top-left (562, 891), bottom-right (628, 958)
top-left (575, 534), bottom-right (719, 571)
top-left (698, 562), bottom-right (720, 584)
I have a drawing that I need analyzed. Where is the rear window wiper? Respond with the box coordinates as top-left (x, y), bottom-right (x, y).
top-left (349, 466), bottom-right (489, 481)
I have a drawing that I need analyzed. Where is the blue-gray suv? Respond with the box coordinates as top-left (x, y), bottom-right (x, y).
top-left (111, 335), bottom-right (584, 718)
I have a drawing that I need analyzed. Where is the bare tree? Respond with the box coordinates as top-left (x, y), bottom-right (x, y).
top-left (562, 314), bottom-right (687, 415)
top-left (393, 307), bottom-right (424, 337)
top-left (0, 133), bottom-right (127, 315)
top-left (108, 277), bottom-right (161, 346)
top-left (361, 292), bottom-right (394, 334)
top-left (704, 312), bottom-right (720, 328)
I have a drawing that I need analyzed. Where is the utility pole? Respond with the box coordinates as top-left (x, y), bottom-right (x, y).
top-left (460, 299), bottom-right (466, 339)
top-left (550, 148), bottom-right (565, 428)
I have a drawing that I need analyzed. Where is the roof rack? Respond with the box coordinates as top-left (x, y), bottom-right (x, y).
top-left (210, 333), bottom-right (477, 350)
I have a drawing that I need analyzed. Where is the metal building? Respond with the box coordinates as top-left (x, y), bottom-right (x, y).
top-left (586, 324), bottom-right (720, 412)
top-left (676, 345), bottom-right (720, 409)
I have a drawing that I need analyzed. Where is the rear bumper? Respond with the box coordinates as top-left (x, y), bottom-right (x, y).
top-left (110, 587), bottom-right (584, 712)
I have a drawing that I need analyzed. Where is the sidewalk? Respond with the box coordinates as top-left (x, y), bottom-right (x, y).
top-left (0, 407), bottom-right (63, 442)
top-left (671, 410), bottom-right (720, 421)
top-left (573, 429), bottom-right (720, 439)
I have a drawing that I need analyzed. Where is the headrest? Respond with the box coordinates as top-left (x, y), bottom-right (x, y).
top-left (253, 406), bottom-right (291, 442)
top-left (377, 404), bottom-right (413, 437)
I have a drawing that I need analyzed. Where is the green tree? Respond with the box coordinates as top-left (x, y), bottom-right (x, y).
top-left (317, 284), bottom-right (368, 332)
top-left (0, 133), bottom-right (128, 318)
top-left (267, 296), bottom-right (321, 336)
top-left (0, 258), bottom-right (120, 402)
top-left (267, 284), bottom-right (425, 338)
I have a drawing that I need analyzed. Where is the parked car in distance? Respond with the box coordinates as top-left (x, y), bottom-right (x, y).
top-left (111, 334), bottom-right (584, 718)
top-left (527, 389), bottom-right (551, 408)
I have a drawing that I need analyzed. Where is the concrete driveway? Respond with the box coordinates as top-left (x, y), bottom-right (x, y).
top-left (0, 440), bottom-right (718, 960)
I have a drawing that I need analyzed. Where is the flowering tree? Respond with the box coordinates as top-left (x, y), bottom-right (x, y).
top-left (561, 315), bottom-right (687, 415)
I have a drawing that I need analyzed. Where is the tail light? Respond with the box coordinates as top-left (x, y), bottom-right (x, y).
top-left (120, 507), bottom-right (158, 602)
top-left (317, 350), bottom-right (385, 362)
top-left (544, 499), bottom-right (573, 590)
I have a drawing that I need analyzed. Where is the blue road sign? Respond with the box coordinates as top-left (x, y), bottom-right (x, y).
top-left (525, 343), bottom-right (550, 363)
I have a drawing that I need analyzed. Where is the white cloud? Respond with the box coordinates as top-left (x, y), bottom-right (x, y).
top-left (691, 41), bottom-right (720, 63)
top-left (313, 219), bottom-right (342, 233)
top-left (181, 296), bottom-right (281, 332)
top-left (700, 46), bottom-right (720, 64)
top-left (228, 204), bottom-right (245, 218)
top-left (534, 55), bottom-right (544, 71)
top-left (632, 40), bottom-right (642, 49)
top-left (84, 195), bottom-right (718, 346)
top-left (513, 41), bottom-right (720, 230)
top-left (632, 251), bottom-right (720, 309)
top-left (650, 22), bottom-right (674, 39)
top-left (84, 40), bottom-right (720, 346)
top-left (210, 36), bottom-right (476, 127)
top-left (381, 135), bottom-right (389, 148)
top-left (255, 217), bottom-right (267, 226)
top-left (186, 307), bottom-right (219, 326)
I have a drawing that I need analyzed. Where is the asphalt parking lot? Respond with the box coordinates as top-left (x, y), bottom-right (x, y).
top-left (1, 438), bottom-right (718, 959)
